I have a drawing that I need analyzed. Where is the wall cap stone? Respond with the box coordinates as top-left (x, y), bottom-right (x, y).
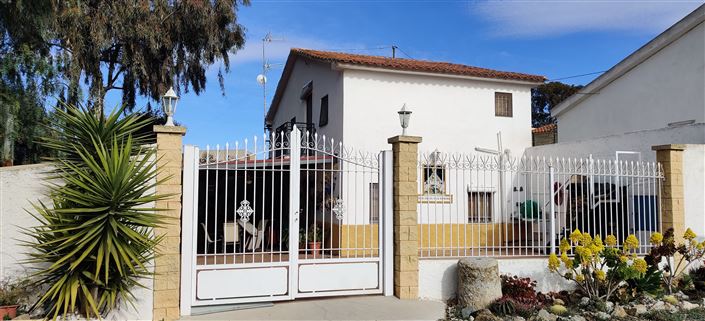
top-left (388, 136), bottom-right (423, 144)
top-left (652, 144), bottom-right (686, 151)
top-left (154, 125), bottom-right (187, 135)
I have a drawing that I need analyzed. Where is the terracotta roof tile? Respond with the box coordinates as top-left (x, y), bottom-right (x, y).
top-left (291, 48), bottom-right (546, 83)
top-left (532, 123), bottom-right (557, 133)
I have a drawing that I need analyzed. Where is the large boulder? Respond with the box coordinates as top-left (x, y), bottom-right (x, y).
top-left (457, 258), bottom-right (502, 311)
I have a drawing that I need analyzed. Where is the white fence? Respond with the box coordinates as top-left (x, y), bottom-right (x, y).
top-left (417, 152), bottom-right (663, 258)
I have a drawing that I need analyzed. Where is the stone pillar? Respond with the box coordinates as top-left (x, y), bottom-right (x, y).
top-left (652, 144), bottom-right (686, 243)
top-left (388, 135), bottom-right (422, 299)
top-left (153, 125), bottom-right (186, 321)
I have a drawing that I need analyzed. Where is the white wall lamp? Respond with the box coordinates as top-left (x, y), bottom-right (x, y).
top-left (398, 103), bottom-right (412, 135)
top-left (162, 87), bottom-right (179, 126)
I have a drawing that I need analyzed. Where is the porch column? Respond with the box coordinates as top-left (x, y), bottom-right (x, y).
top-left (153, 125), bottom-right (187, 321)
top-left (388, 135), bottom-right (422, 299)
top-left (652, 144), bottom-right (686, 243)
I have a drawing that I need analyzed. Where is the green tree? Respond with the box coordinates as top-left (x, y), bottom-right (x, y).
top-left (46, 0), bottom-right (249, 114)
top-left (531, 81), bottom-right (583, 127)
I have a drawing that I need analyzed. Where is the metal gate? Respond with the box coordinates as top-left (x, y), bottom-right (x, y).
top-left (180, 127), bottom-right (392, 314)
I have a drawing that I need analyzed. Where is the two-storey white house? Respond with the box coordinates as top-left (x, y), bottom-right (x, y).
top-left (266, 49), bottom-right (545, 155)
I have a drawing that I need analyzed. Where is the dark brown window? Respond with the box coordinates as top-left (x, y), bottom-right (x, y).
top-left (468, 191), bottom-right (493, 223)
top-left (319, 95), bottom-right (329, 127)
top-left (495, 92), bottom-right (513, 117)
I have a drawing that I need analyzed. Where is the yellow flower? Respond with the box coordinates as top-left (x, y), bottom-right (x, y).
top-left (575, 274), bottom-right (585, 282)
top-left (570, 229), bottom-right (582, 244)
top-left (548, 253), bottom-right (560, 271)
top-left (624, 234), bottom-right (639, 251)
top-left (619, 255), bottom-right (628, 263)
top-left (633, 258), bottom-right (648, 274)
top-left (650, 232), bottom-right (663, 245)
top-left (595, 270), bottom-right (606, 281)
top-left (559, 238), bottom-right (571, 253)
top-left (698, 241), bottom-right (705, 250)
top-left (581, 232), bottom-right (593, 245)
top-left (684, 228), bottom-right (697, 241)
top-left (605, 235), bottom-right (617, 247)
top-left (561, 252), bottom-right (571, 264)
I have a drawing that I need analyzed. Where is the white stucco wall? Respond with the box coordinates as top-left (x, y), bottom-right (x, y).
top-left (419, 258), bottom-right (574, 301)
top-left (556, 22), bottom-right (705, 142)
top-left (0, 164), bottom-right (154, 320)
top-left (524, 126), bottom-right (705, 236)
top-left (342, 69), bottom-right (535, 156)
top-left (270, 59), bottom-right (344, 142)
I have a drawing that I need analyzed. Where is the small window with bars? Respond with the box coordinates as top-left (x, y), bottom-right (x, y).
top-left (468, 191), bottom-right (493, 223)
top-left (370, 183), bottom-right (379, 223)
top-left (495, 92), bottom-right (513, 117)
top-left (319, 95), bottom-right (329, 127)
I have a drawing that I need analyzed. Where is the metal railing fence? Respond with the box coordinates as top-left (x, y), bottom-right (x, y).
top-left (417, 152), bottom-right (663, 258)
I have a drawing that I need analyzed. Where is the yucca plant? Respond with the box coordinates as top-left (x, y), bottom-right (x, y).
top-left (23, 104), bottom-right (168, 319)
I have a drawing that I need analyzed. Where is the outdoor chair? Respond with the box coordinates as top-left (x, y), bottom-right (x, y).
top-left (238, 219), bottom-right (269, 251)
top-left (200, 222), bottom-right (221, 253)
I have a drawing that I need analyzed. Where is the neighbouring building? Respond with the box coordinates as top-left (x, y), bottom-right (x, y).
top-left (531, 4), bottom-right (705, 235)
top-left (531, 123), bottom-right (557, 146)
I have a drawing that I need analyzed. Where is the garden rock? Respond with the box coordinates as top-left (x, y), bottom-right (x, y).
top-left (549, 305), bottom-right (567, 316)
top-left (536, 309), bottom-right (558, 321)
top-left (663, 295), bottom-right (678, 305)
top-left (604, 301), bottom-right (614, 313)
top-left (505, 316), bottom-right (525, 321)
top-left (611, 305), bottom-right (627, 318)
top-left (462, 306), bottom-right (476, 318)
top-left (568, 316), bottom-right (586, 321)
top-left (625, 304), bottom-right (647, 316)
top-left (680, 301), bottom-right (699, 311)
top-left (594, 312), bottom-right (610, 321)
top-left (14, 314), bottom-right (30, 320)
top-left (473, 309), bottom-right (501, 321)
top-left (675, 291), bottom-right (689, 300)
top-left (457, 258), bottom-right (502, 311)
top-left (651, 300), bottom-right (666, 311)
top-left (578, 297), bottom-right (590, 306)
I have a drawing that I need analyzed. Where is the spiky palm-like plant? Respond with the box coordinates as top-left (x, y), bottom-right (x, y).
top-left (23, 104), bottom-right (167, 319)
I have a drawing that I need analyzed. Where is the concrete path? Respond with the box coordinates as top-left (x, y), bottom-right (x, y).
top-left (181, 295), bottom-right (446, 321)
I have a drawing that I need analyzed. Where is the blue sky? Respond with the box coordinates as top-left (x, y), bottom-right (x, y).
top-left (105, 0), bottom-right (703, 147)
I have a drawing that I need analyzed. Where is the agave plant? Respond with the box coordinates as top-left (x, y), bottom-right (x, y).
top-left (23, 104), bottom-right (168, 319)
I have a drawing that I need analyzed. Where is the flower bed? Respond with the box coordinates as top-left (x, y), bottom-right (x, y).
top-left (442, 228), bottom-right (705, 321)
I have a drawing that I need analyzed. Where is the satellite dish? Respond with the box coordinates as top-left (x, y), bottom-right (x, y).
top-left (256, 74), bottom-right (267, 85)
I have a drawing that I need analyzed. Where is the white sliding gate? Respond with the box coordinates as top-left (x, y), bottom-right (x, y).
top-left (180, 127), bottom-right (392, 314)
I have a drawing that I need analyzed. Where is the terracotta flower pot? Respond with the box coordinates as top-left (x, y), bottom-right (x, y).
top-left (0, 305), bottom-right (18, 320)
top-left (308, 241), bottom-right (322, 258)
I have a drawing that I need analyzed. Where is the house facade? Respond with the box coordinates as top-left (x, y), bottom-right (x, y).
top-left (266, 49), bottom-right (545, 155)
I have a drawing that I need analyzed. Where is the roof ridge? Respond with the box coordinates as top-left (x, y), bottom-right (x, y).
top-left (290, 48), bottom-right (546, 83)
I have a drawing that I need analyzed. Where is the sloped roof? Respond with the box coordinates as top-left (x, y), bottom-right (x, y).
top-left (266, 48), bottom-right (546, 123)
top-left (291, 48), bottom-right (546, 83)
top-left (532, 123), bottom-right (557, 134)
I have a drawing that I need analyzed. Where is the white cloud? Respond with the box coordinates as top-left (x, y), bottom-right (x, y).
top-left (472, 0), bottom-right (704, 37)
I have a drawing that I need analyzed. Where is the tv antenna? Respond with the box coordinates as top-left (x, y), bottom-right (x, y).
top-left (258, 32), bottom-right (284, 133)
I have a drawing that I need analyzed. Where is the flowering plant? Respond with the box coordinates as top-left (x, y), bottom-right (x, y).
top-left (548, 229), bottom-right (647, 301)
top-left (646, 228), bottom-right (705, 294)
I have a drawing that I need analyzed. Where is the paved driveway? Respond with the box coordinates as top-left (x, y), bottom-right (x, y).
top-left (180, 295), bottom-right (445, 321)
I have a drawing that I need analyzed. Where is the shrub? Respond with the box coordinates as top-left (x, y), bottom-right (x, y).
top-left (646, 228), bottom-right (705, 294)
top-left (24, 105), bottom-right (167, 319)
top-left (548, 229), bottom-right (647, 302)
top-left (500, 275), bottom-right (543, 305)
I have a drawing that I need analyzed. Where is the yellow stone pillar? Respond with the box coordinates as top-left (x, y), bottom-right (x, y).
top-left (388, 135), bottom-right (422, 299)
top-left (152, 125), bottom-right (186, 321)
top-left (652, 144), bottom-right (686, 243)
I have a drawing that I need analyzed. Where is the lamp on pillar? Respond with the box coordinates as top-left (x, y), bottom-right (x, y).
top-left (398, 103), bottom-right (412, 135)
top-left (161, 87), bottom-right (179, 126)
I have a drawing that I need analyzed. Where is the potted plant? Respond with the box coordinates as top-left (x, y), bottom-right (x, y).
top-left (300, 224), bottom-right (324, 258)
top-left (0, 278), bottom-right (31, 320)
